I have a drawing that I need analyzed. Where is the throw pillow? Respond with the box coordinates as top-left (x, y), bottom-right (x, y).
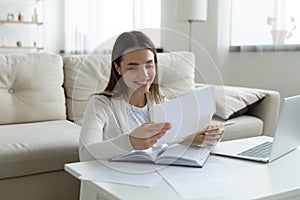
top-left (214, 86), bottom-right (266, 120)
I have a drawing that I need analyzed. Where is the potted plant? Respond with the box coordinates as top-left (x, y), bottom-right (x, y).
top-left (267, 16), bottom-right (296, 44)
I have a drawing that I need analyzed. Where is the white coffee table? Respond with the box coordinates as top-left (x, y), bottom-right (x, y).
top-left (65, 146), bottom-right (300, 200)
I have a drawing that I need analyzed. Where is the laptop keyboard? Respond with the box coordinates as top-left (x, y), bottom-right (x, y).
top-left (238, 142), bottom-right (273, 158)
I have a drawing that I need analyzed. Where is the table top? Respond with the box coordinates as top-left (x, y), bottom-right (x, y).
top-left (65, 146), bottom-right (300, 200)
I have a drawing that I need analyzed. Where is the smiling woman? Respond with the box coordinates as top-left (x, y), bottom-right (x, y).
top-left (115, 49), bottom-right (156, 103)
top-left (78, 31), bottom-right (224, 162)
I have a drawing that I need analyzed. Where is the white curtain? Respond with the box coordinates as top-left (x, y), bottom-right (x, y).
top-left (64, 0), bottom-right (161, 54)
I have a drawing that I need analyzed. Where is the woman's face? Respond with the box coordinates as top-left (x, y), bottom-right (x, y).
top-left (115, 48), bottom-right (156, 95)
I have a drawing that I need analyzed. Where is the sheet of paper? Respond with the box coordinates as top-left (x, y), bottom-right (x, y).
top-left (150, 86), bottom-right (215, 146)
top-left (79, 161), bottom-right (161, 187)
top-left (155, 163), bottom-right (247, 199)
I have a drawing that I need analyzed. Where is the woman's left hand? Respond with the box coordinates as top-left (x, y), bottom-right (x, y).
top-left (188, 124), bottom-right (225, 146)
top-left (200, 124), bottom-right (225, 145)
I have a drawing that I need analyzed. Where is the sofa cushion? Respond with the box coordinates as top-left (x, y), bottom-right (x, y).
top-left (0, 52), bottom-right (66, 124)
top-left (212, 115), bottom-right (263, 141)
top-left (63, 54), bottom-right (111, 124)
top-left (0, 120), bottom-right (80, 179)
top-left (157, 51), bottom-right (195, 98)
top-left (63, 51), bottom-right (195, 125)
top-left (214, 86), bottom-right (266, 120)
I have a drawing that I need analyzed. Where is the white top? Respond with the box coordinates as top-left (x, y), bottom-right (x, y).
top-left (125, 101), bottom-right (150, 131)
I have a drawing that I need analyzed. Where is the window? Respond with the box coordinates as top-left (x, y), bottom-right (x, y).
top-left (64, 0), bottom-right (161, 54)
top-left (231, 0), bottom-right (300, 47)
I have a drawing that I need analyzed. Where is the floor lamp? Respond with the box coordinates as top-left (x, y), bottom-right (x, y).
top-left (176, 0), bottom-right (207, 52)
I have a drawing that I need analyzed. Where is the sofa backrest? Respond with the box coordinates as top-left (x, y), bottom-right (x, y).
top-left (63, 54), bottom-right (111, 125)
top-left (63, 51), bottom-right (196, 125)
top-left (0, 52), bottom-right (66, 124)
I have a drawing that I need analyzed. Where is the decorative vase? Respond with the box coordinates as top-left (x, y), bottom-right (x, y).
top-left (271, 30), bottom-right (287, 45)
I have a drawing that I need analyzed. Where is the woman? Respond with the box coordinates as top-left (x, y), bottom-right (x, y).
top-left (79, 31), bottom-right (223, 161)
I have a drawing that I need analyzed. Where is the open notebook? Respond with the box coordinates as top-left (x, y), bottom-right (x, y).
top-left (111, 144), bottom-right (212, 168)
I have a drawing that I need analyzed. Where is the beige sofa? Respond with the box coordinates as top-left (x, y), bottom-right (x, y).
top-left (0, 51), bottom-right (280, 200)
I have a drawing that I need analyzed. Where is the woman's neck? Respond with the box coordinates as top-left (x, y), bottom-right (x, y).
top-left (126, 91), bottom-right (147, 107)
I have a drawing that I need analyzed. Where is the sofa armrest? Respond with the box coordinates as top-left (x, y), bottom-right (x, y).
top-left (195, 83), bottom-right (281, 137)
top-left (247, 88), bottom-right (280, 137)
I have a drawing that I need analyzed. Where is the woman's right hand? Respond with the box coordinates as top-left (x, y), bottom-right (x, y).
top-left (129, 122), bottom-right (172, 150)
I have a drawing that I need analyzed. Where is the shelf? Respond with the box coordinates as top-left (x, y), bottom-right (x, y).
top-left (0, 46), bottom-right (44, 50)
top-left (0, 20), bottom-right (43, 25)
top-left (1, 0), bottom-right (45, 52)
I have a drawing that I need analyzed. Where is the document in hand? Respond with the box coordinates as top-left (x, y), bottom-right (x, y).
top-left (111, 144), bottom-right (211, 167)
top-left (150, 86), bottom-right (216, 146)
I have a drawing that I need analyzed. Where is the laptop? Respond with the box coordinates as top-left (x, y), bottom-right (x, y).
top-left (211, 95), bottom-right (300, 163)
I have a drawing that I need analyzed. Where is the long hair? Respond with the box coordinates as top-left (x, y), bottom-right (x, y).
top-left (101, 31), bottom-right (163, 103)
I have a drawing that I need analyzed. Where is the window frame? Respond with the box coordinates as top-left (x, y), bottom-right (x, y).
top-left (230, 0), bottom-right (300, 52)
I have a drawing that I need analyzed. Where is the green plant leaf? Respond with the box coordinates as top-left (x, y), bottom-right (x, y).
top-left (290, 16), bottom-right (295, 22)
top-left (267, 16), bottom-right (276, 25)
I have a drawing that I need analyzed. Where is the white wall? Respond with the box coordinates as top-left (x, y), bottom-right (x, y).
top-left (161, 0), bottom-right (300, 100)
top-left (161, 0), bottom-right (222, 86)
top-left (44, 0), bottom-right (64, 53)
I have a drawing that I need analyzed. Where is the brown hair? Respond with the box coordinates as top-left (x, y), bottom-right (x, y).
top-left (100, 31), bottom-right (163, 103)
